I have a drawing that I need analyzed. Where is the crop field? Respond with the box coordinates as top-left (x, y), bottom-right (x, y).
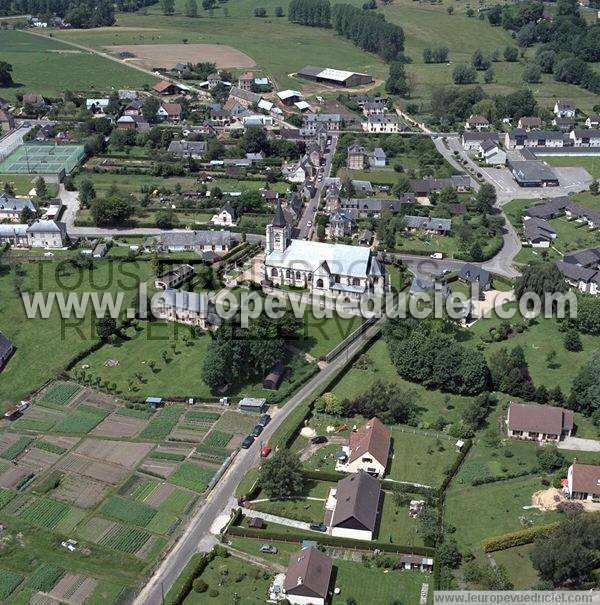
top-left (186, 410), bottom-right (220, 423)
top-left (203, 430), bottom-right (232, 449)
top-left (0, 436), bottom-right (33, 461)
top-left (51, 405), bottom-right (109, 434)
top-left (0, 488), bottom-right (16, 510)
top-left (41, 382), bottom-right (82, 406)
top-left (33, 440), bottom-right (67, 455)
top-left (158, 488), bottom-right (196, 514)
top-left (146, 510), bottom-right (178, 535)
top-left (0, 30), bottom-right (156, 102)
top-left (100, 495), bottom-right (157, 527)
top-left (98, 524), bottom-right (152, 555)
top-left (24, 564), bottom-right (65, 592)
top-left (91, 412), bottom-right (149, 438)
top-left (169, 462), bottom-right (214, 493)
top-left (0, 569), bottom-right (24, 600)
top-left (139, 407), bottom-right (183, 440)
top-left (116, 407), bottom-right (153, 420)
top-left (18, 497), bottom-right (73, 530)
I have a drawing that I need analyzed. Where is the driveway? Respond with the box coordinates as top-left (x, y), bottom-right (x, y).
top-left (240, 507), bottom-right (319, 532)
top-left (559, 437), bottom-right (600, 452)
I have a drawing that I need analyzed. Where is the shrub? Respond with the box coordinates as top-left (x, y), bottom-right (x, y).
top-left (481, 523), bottom-right (560, 552)
top-left (208, 588), bottom-right (219, 597)
top-left (192, 578), bottom-right (208, 593)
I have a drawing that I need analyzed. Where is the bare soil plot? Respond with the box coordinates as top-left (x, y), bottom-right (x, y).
top-left (49, 573), bottom-right (98, 605)
top-left (55, 454), bottom-right (130, 485)
top-left (0, 465), bottom-right (35, 489)
top-left (155, 445), bottom-right (193, 456)
top-left (139, 460), bottom-right (177, 478)
top-left (169, 427), bottom-right (205, 442)
top-left (0, 433), bottom-right (21, 450)
top-left (91, 413), bottom-right (148, 439)
top-left (74, 438), bottom-right (153, 468)
top-left (77, 516), bottom-right (115, 543)
top-left (144, 482), bottom-right (176, 508)
top-left (13, 405), bottom-right (64, 431)
top-left (41, 435), bottom-right (80, 450)
top-left (78, 389), bottom-right (120, 411)
top-left (135, 534), bottom-right (161, 560)
top-left (104, 43), bottom-right (256, 69)
top-left (19, 448), bottom-right (61, 470)
top-left (53, 475), bottom-right (112, 509)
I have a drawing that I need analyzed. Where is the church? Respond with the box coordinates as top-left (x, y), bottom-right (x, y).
top-left (264, 201), bottom-right (389, 300)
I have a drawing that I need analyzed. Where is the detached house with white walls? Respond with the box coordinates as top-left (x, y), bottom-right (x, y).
top-left (507, 402), bottom-right (573, 442)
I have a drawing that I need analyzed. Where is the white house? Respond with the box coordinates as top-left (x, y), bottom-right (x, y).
top-left (507, 402), bottom-right (573, 442)
top-left (325, 471), bottom-right (381, 541)
top-left (585, 114), bottom-right (600, 128)
top-left (26, 220), bottom-right (67, 248)
top-left (465, 114), bottom-right (490, 131)
top-left (151, 289), bottom-right (221, 331)
top-left (478, 139), bottom-right (506, 165)
top-left (567, 463), bottom-right (600, 501)
top-left (280, 547), bottom-right (332, 605)
top-left (86, 98), bottom-right (109, 114)
top-left (211, 203), bottom-right (237, 226)
top-left (570, 129), bottom-right (600, 147)
top-left (335, 417), bottom-right (391, 478)
top-left (362, 115), bottom-right (401, 133)
top-left (554, 100), bottom-right (577, 118)
top-left (264, 201), bottom-right (388, 300)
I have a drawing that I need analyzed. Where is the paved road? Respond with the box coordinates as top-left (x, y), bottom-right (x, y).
top-left (134, 317), bottom-right (385, 605)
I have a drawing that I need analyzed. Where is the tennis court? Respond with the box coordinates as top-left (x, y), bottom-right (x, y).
top-left (0, 143), bottom-right (86, 175)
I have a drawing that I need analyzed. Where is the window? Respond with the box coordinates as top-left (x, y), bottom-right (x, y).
top-left (295, 271), bottom-right (301, 280)
top-left (353, 278), bottom-right (360, 286)
top-left (271, 268), bottom-right (278, 277)
top-left (316, 278), bottom-right (324, 288)
top-left (286, 269), bottom-right (291, 278)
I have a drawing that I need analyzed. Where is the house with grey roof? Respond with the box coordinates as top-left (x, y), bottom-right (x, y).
top-left (458, 264), bottom-right (492, 291)
top-left (523, 196), bottom-right (572, 220)
top-left (154, 264), bottom-right (195, 290)
top-left (339, 196), bottom-right (413, 218)
top-left (327, 210), bottom-right (354, 239)
top-left (156, 230), bottom-right (232, 256)
top-left (302, 113), bottom-right (341, 134)
top-left (325, 471), bottom-right (381, 540)
top-left (0, 193), bottom-right (37, 222)
top-left (281, 547), bottom-right (332, 605)
top-left (211, 203), bottom-right (237, 226)
top-left (523, 217), bottom-right (556, 247)
top-left (362, 114), bottom-right (404, 133)
top-left (0, 224), bottom-right (28, 247)
top-left (478, 139), bottom-right (506, 165)
top-left (167, 140), bottom-right (207, 159)
top-left (0, 331), bottom-right (13, 372)
top-left (404, 215), bottom-right (452, 235)
top-left (570, 129), bottom-right (600, 147)
top-left (556, 247), bottom-right (600, 295)
top-left (508, 160), bottom-right (559, 187)
top-left (26, 220), bottom-right (67, 248)
top-left (461, 131), bottom-right (500, 150)
top-left (152, 288), bottom-right (221, 330)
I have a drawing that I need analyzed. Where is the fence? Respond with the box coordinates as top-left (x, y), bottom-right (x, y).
top-left (324, 316), bottom-right (378, 362)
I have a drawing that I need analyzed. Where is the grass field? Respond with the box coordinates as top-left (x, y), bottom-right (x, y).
top-left (100, 496), bottom-right (156, 527)
top-left (544, 156), bottom-right (600, 179)
top-left (331, 338), bottom-right (474, 426)
top-left (378, 491), bottom-right (424, 546)
top-left (489, 544), bottom-right (539, 589)
top-left (0, 30), bottom-right (156, 101)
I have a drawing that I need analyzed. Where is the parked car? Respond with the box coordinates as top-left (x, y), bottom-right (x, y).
top-left (252, 425), bottom-right (263, 438)
top-left (258, 414), bottom-right (271, 427)
top-left (259, 544), bottom-right (278, 554)
top-left (310, 436), bottom-right (327, 445)
top-left (241, 435), bottom-right (255, 449)
top-left (309, 523), bottom-right (327, 532)
top-left (307, 220), bottom-right (312, 228)
top-left (430, 252), bottom-right (443, 259)
top-left (261, 443), bottom-right (272, 458)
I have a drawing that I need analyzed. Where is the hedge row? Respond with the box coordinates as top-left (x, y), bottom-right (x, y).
top-left (439, 438), bottom-right (472, 494)
top-left (481, 522), bottom-right (560, 553)
top-left (471, 469), bottom-right (533, 486)
top-left (227, 524), bottom-right (435, 556)
top-left (164, 551), bottom-right (215, 605)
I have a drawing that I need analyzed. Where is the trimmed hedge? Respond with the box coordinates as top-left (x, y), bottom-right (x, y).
top-left (164, 551), bottom-right (215, 605)
top-left (481, 522), bottom-right (560, 553)
top-left (227, 524), bottom-right (435, 556)
top-left (439, 438), bottom-right (472, 493)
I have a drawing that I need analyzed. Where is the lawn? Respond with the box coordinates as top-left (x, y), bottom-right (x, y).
top-left (378, 491), bottom-right (424, 546)
top-left (444, 475), bottom-right (563, 552)
top-left (0, 30), bottom-right (156, 102)
top-left (228, 536), bottom-right (299, 567)
top-left (330, 338), bottom-right (474, 427)
top-left (487, 544), bottom-right (539, 590)
top-left (99, 496), bottom-right (156, 528)
top-left (0, 259), bottom-right (153, 412)
top-left (331, 560), bottom-right (430, 605)
top-left (183, 552), bottom-right (271, 605)
top-left (169, 462), bottom-right (215, 492)
top-left (466, 305), bottom-right (600, 393)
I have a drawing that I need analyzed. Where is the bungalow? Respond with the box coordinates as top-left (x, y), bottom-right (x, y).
top-left (465, 114), bottom-right (490, 131)
top-left (552, 117), bottom-right (574, 131)
top-left (157, 230), bottom-right (232, 256)
top-left (362, 115), bottom-right (402, 133)
top-left (399, 554), bottom-right (434, 573)
top-left (567, 463), bottom-right (600, 501)
top-left (556, 260), bottom-right (600, 296)
top-left (523, 196), bottom-right (572, 220)
top-left (325, 471), bottom-right (381, 540)
top-left (335, 417), bottom-right (391, 478)
top-left (157, 102), bottom-right (182, 122)
top-left (554, 99), bottom-right (577, 118)
top-left (0, 194), bottom-right (36, 222)
top-left (281, 547), bottom-right (332, 605)
top-left (457, 263), bottom-right (492, 291)
top-left (211, 203), bottom-right (237, 226)
top-left (167, 140), bottom-right (207, 159)
top-left (517, 116), bottom-right (541, 131)
top-left (0, 331), bottom-right (13, 372)
top-left (153, 80), bottom-right (186, 96)
top-left (404, 215), bottom-right (451, 235)
top-left (154, 264), bottom-right (195, 290)
top-left (478, 139), bottom-right (506, 165)
top-left (152, 289), bottom-right (221, 331)
top-left (585, 114), bottom-right (600, 129)
top-left (507, 402), bottom-right (573, 442)
top-left (462, 132), bottom-right (500, 151)
top-left (523, 217), bottom-right (556, 247)
top-left (570, 129), bottom-right (600, 147)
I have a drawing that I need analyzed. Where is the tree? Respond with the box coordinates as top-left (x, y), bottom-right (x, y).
top-left (568, 351), bottom-right (600, 416)
top-left (275, 6), bottom-right (284, 16)
top-left (385, 62), bottom-right (409, 96)
top-left (418, 508), bottom-right (439, 546)
top-left (564, 328), bottom-right (582, 352)
top-left (0, 61), bottom-right (13, 87)
top-left (576, 295), bottom-right (600, 334)
top-left (473, 182), bottom-right (496, 213)
top-left (513, 262), bottom-right (569, 313)
top-left (483, 68), bottom-right (494, 84)
top-left (469, 241), bottom-right (483, 261)
top-left (155, 210), bottom-right (178, 229)
top-left (160, 0), bottom-right (175, 14)
top-left (437, 540), bottom-right (462, 569)
top-left (254, 7), bottom-right (267, 16)
top-left (34, 176), bottom-right (48, 200)
top-left (536, 446), bottom-right (565, 473)
top-left (531, 514), bottom-right (600, 585)
top-left (590, 180), bottom-right (599, 196)
top-left (185, 0), bottom-right (198, 17)
top-left (523, 64), bottom-right (542, 83)
top-left (314, 392), bottom-right (343, 415)
top-left (452, 64), bottom-right (476, 85)
top-left (90, 192), bottom-right (133, 227)
top-left (503, 46), bottom-right (519, 62)
top-left (79, 179), bottom-right (96, 207)
top-left (536, 50), bottom-right (556, 74)
top-left (472, 49), bottom-right (490, 71)
top-left (96, 317), bottom-right (117, 340)
top-left (142, 96), bottom-right (161, 123)
top-left (192, 578), bottom-right (208, 593)
top-left (258, 449), bottom-right (304, 499)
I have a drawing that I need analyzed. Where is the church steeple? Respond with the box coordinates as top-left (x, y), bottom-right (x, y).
top-left (272, 199), bottom-right (287, 228)
top-left (266, 199), bottom-right (290, 254)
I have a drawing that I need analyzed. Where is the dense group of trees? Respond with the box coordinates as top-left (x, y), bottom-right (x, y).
top-left (568, 351), bottom-right (600, 425)
top-left (288, 0), bottom-right (330, 26)
top-left (0, 61), bottom-right (13, 87)
top-left (90, 185), bottom-right (133, 227)
top-left (201, 312), bottom-right (301, 391)
top-left (0, 0), bottom-right (115, 26)
top-left (115, 0), bottom-right (157, 12)
top-left (384, 318), bottom-right (490, 396)
top-left (331, 4), bottom-right (404, 61)
top-left (423, 46), bottom-right (449, 64)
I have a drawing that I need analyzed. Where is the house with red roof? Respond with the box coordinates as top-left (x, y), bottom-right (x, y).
top-left (567, 463), bottom-right (600, 501)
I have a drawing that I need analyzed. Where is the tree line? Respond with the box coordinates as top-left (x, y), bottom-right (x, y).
top-left (288, 0), bottom-right (330, 27)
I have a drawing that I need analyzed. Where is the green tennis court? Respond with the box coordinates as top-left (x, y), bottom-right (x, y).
top-left (0, 143), bottom-right (86, 175)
